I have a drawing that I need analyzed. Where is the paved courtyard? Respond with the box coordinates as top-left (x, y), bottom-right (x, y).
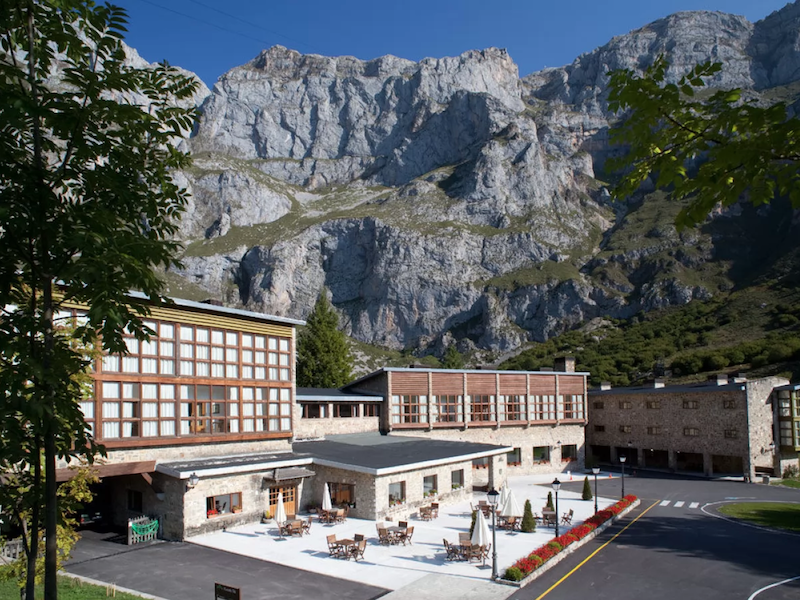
top-left (189, 473), bottom-right (617, 591)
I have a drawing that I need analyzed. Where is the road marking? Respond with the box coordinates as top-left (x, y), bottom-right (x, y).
top-left (747, 575), bottom-right (800, 599)
top-left (533, 500), bottom-right (660, 600)
top-left (659, 500), bottom-right (670, 506)
top-left (674, 501), bottom-right (685, 508)
top-left (689, 502), bottom-right (699, 509)
top-left (701, 500), bottom-right (800, 538)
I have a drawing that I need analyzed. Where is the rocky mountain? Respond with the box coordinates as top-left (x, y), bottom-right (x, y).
top-left (165, 2), bottom-right (800, 361)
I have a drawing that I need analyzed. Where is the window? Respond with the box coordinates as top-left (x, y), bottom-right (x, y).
top-left (333, 404), bottom-right (358, 418)
top-left (723, 399), bottom-right (736, 409)
top-left (779, 396), bottom-right (792, 417)
top-left (329, 483), bottom-right (355, 507)
top-left (451, 469), bottom-right (464, 490)
top-left (724, 429), bottom-right (738, 439)
top-left (593, 401), bottom-right (604, 409)
top-left (507, 448), bottom-right (522, 466)
top-left (472, 457), bottom-right (489, 469)
top-left (237, 386), bottom-right (292, 434)
top-left (302, 404), bottom-right (327, 418)
top-left (562, 395), bottom-right (584, 419)
top-left (388, 482), bottom-right (406, 506)
top-left (127, 489), bottom-right (143, 513)
top-left (646, 400), bottom-right (661, 409)
top-left (618, 401), bottom-right (632, 409)
top-left (619, 425), bottom-right (631, 434)
top-left (502, 395), bottom-right (525, 421)
top-left (434, 395), bottom-right (462, 422)
top-left (206, 492), bottom-right (242, 517)
top-left (683, 400), bottom-right (698, 409)
top-left (363, 404), bottom-right (380, 417)
top-left (470, 395), bottom-right (495, 422)
top-left (561, 444), bottom-right (578, 462)
top-left (530, 395), bottom-right (556, 420)
top-left (647, 426), bottom-right (662, 435)
top-left (780, 421), bottom-right (793, 446)
top-left (594, 425), bottom-right (605, 432)
top-left (423, 475), bottom-right (438, 497)
top-left (391, 395), bottom-right (428, 424)
top-left (684, 427), bottom-right (699, 436)
top-left (533, 446), bottom-right (550, 464)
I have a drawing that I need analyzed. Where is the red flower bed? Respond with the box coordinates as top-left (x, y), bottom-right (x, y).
top-left (503, 495), bottom-right (638, 581)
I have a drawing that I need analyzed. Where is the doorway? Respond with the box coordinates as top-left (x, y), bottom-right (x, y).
top-left (268, 485), bottom-right (296, 516)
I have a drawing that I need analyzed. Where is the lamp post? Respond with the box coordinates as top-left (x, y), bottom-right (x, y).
top-left (552, 478), bottom-right (561, 537)
top-left (619, 455), bottom-right (627, 498)
top-left (487, 487), bottom-right (499, 580)
top-left (187, 472), bottom-right (199, 490)
top-left (592, 467), bottom-right (600, 514)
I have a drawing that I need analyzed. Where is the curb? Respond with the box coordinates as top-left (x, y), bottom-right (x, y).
top-left (494, 498), bottom-right (642, 588)
top-left (62, 571), bottom-right (170, 600)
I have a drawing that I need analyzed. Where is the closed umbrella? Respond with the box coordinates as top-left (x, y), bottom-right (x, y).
top-left (499, 485), bottom-right (509, 510)
top-left (500, 489), bottom-right (523, 518)
top-left (471, 508), bottom-right (491, 566)
top-left (322, 483), bottom-right (332, 512)
top-left (275, 490), bottom-right (287, 527)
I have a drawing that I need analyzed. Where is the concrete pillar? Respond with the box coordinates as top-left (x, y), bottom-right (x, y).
top-left (610, 446), bottom-right (618, 463)
top-left (703, 452), bottom-right (713, 476)
top-left (668, 450), bottom-right (678, 471)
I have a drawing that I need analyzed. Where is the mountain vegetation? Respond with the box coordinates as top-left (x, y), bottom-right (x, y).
top-left (296, 294), bottom-right (355, 388)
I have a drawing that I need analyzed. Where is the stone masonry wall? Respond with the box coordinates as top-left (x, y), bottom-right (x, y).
top-left (294, 413), bottom-right (381, 439)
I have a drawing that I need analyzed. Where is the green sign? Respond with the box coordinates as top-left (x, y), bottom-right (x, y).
top-left (215, 583), bottom-right (240, 600)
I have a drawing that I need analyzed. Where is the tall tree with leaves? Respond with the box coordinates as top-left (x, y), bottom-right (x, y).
top-left (0, 2), bottom-right (198, 598)
top-left (608, 56), bottom-right (800, 229)
top-left (296, 293), bottom-right (354, 388)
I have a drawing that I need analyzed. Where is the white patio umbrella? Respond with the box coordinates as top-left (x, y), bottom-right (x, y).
top-left (498, 484), bottom-right (509, 510)
top-left (322, 483), bottom-right (333, 512)
top-left (274, 490), bottom-right (287, 526)
top-left (471, 508), bottom-right (491, 565)
top-left (500, 488), bottom-right (523, 518)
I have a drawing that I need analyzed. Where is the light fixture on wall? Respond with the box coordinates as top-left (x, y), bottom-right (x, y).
top-left (762, 442), bottom-right (776, 455)
top-left (186, 472), bottom-right (200, 490)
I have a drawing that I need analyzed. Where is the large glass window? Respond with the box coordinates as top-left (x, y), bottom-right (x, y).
top-left (470, 395), bottom-right (494, 422)
top-left (533, 446), bottom-right (550, 464)
top-left (561, 444), bottom-right (578, 462)
top-left (561, 395), bottom-right (584, 419)
top-left (206, 493), bottom-right (242, 517)
top-left (507, 448), bottom-right (522, 466)
top-left (329, 483), bottom-right (355, 507)
top-left (529, 395), bottom-right (555, 420)
top-left (388, 482), bottom-right (406, 506)
top-left (423, 475), bottom-right (438, 497)
top-left (391, 395), bottom-right (428, 424)
top-left (434, 395), bottom-right (462, 422)
top-left (501, 395), bottom-right (524, 421)
top-left (451, 469), bottom-right (464, 490)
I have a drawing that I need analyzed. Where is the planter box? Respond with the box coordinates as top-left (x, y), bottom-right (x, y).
top-left (497, 498), bottom-right (642, 588)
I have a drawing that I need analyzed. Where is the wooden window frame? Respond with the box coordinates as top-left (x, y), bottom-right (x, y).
top-left (470, 395), bottom-right (494, 422)
top-left (435, 395), bottom-right (461, 422)
top-left (206, 492), bottom-right (242, 518)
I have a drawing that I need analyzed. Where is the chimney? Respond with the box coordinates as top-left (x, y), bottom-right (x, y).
top-left (708, 374), bottom-right (728, 386)
top-left (554, 356), bottom-right (575, 373)
top-left (600, 381), bottom-right (612, 391)
top-left (653, 379), bottom-right (665, 389)
top-left (733, 372), bottom-right (747, 383)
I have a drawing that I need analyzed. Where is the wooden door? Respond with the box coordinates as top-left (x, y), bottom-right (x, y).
top-left (268, 485), bottom-right (296, 516)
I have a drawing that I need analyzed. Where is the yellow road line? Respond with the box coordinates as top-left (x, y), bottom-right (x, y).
top-left (533, 500), bottom-right (660, 600)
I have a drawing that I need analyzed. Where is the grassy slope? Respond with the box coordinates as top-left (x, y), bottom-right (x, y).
top-left (717, 502), bottom-right (800, 533)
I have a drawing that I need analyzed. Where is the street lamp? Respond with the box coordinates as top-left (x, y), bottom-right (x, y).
top-left (186, 472), bottom-right (199, 490)
top-left (592, 467), bottom-right (600, 514)
top-left (619, 455), bottom-right (627, 498)
top-left (552, 478), bottom-right (561, 537)
top-left (487, 487), bottom-right (499, 580)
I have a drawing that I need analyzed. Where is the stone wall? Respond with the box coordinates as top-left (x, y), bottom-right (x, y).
top-left (293, 412), bottom-right (380, 439)
top-left (101, 438), bottom-right (292, 465)
top-left (747, 377), bottom-right (788, 476)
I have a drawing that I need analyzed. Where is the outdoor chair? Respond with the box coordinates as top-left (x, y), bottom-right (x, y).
top-left (464, 543), bottom-right (483, 562)
top-left (561, 509), bottom-right (574, 526)
top-left (458, 532), bottom-right (471, 545)
top-left (443, 539), bottom-right (460, 561)
top-left (420, 507), bottom-right (433, 521)
top-left (349, 539), bottom-right (367, 562)
top-left (502, 516), bottom-right (518, 531)
top-left (354, 533), bottom-right (365, 542)
top-left (398, 525), bottom-right (414, 545)
top-left (302, 516), bottom-right (313, 535)
top-left (326, 534), bottom-right (343, 558)
top-left (398, 520), bottom-right (408, 529)
top-left (340, 505), bottom-right (349, 521)
top-left (430, 503), bottom-right (439, 518)
top-left (289, 520), bottom-right (303, 537)
top-left (378, 528), bottom-right (393, 545)
top-left (334, 508), bottom-right (346, 523)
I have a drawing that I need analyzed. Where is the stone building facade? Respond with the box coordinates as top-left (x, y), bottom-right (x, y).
top-left (586, 375), bottom-right (788, 480)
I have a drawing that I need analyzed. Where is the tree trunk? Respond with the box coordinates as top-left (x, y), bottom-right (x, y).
top-left (43, 282), bottom-right (58, 600)
top-left (24, 456), bottom-right (40, 600)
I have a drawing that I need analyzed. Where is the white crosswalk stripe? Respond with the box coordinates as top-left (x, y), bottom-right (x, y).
top-left (658, 500), bottom-right (703, 509)
top-left (674, 501), bottom-right (685, 508)
top-left (689, 502), bottom-right (699, 509)
top-left (660, 500), bottom-right (670, 506)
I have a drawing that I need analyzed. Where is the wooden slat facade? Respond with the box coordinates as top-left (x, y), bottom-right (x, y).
top-left (431, 373), bottom-right (465, 395)
top-left (559, 376), bottom-right (585, 394)
top-left (466, 373), bottom-right (497, 395)
top-left (498, 374), bottom-right (527, 395)
top-left (391, 372), bottom-right (430, 395)
top-left (529, 376), bottom-right (557, 395)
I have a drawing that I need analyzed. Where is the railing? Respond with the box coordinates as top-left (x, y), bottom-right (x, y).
top-left (127, 515), bottom-right (159, 545)
top-left (1, 538), bottom-right (24, 563)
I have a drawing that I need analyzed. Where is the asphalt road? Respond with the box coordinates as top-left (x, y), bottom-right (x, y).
top-left (510, 473), bottom-right (800, 600)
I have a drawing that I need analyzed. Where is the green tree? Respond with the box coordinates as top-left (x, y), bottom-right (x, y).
top-left (608, 56), bottom-right (800, 229)
top-left (0, 2), bottom-right (198, 598)
top-left (546, 491), bottom-right (554, 510)
top-left (520, 499), bottom-right (536, 533)
top-left (296, 293), bottom-right (354, 388)
top-left (441, 345), bottom-right (464, 369)
top-left (582, 476), bottom-right (593, 501)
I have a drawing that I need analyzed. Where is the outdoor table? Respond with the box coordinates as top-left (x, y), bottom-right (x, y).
top-left (542, 511), bottom-right (557, 526)
top-left (386, 526), bottom-right (405, 544)
top-left (318, 509), bottom-right (333, 523)
top-left (335, 538), bottom-right (356, 557)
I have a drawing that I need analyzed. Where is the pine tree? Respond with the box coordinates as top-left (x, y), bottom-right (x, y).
top-left (296, 293), bottom-right (354, 388)
top-left (582, 476), bottom-right (593, 501)
top-left (442, 345), bottom-right (464, 369)
top-left (546, 491), bottom-right (554, 510)
top-left (521, 499), bottom-right (536, 533)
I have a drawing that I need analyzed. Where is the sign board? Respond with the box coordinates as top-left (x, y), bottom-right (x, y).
top-left (215, 583), bottom-right (240, 600)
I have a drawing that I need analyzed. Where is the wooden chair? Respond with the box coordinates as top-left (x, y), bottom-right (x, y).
top-left (349, 539), bottom-right (367, 561)
top-left (458, 532), bottom-right (471, 544)
top-left (354, 533), bottom-right (365, 542)
top-left (326, 534), bottom-right (343, 557)
top-left (443, 539), bottom-right (460, 561)
top-left (561, 509), bottom-right (574, 526)
top-left (289, 520), bottom-right (303, 537)
top-left (302, 516), bottom-right (313, 535)
top-left (341, 505), bottom-right (349, 522)
top-left (464, 543), bottom-right (483, 562)
top-left (430, 503), bottom-right (439, 518)
top-left (398, 525), bottom-right (414, 545)
top-left (398, 520), bottom-right (408, 529)
top-left (419, 507), bottom-right (433, 521)
top-left (378, 528), bottom-right (393, 545)
top-left (501, 516), bottom-right (518, 531)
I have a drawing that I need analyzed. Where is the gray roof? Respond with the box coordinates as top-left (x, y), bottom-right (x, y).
top-left (344, 366), bottom-right (589, 390)
top-left (774, 383), bottom-right (800, 391)
top-left (590, 381), bottom-right (747, 396)
top-left (157, 450), bottom-right (312, 478)
top-left (295, 432), bottom-right (511, 475)
top-left (296, 387), bottom-right (384, 402)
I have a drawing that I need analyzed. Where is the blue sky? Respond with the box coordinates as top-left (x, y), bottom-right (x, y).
top-left (119, 1), bottom-right (791, 86)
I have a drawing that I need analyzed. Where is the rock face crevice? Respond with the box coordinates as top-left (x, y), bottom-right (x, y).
top-left (169, 4), bottom-right (800, 357)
